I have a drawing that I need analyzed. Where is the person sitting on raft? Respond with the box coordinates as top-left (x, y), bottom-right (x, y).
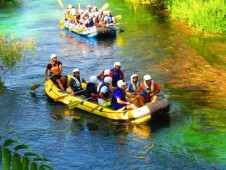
top-left (134, 75), bottom-right (160, 104)
top-left (45, 54), bottom-right (66, 90)
top-left (97, 69), bottom-right (110, 82)
top-left (104, 11), bottom-right (116, 27)
top-left (111, 80), bottom-right (137, 110)
top-left (68, 68), bottom-right (86, 95)
top-left (109, 62), bottom-right (124, 87)
top-left (97, 76), bottom-right (113, 107)
top-left (126, 74), bottom-right (145, 106)
top-left (86, 76), bottom-right (98, 101)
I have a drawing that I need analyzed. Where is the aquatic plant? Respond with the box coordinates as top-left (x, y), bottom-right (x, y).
top-left (0, 135), bottom-right (54, 170)
top-left (0, 34), bottom-right (35, 71)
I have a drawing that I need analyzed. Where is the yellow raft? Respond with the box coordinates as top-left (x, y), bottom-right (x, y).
top-left (44, 76), bottom-right (170, 124)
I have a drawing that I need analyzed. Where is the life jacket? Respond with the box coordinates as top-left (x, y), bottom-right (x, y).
top-left (86, 82), bottom-right (97, 98)
top-left (70, 76), bottom-right (83, 91)
top-left (89, 18), bottom-right (94, 27)
top-left (111, 69), bottom-right (123, 87)
top-left (111, 87), bottom-right (127, 105)
top-left (98, 83), bottom-right (110, 99)
top-left (129, 82), bottom-right (140, 92)
top-left (105, 16), bottom-right (113, 24)
top-left (50, 61), bottom-right (60, 75)
top-left (141, 80), bottom-right (155, 94)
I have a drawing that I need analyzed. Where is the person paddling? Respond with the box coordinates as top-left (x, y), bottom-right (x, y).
top-left (45, 54), bottom-right (66, 90)
top-left (134, 75), bottom-right (160, 104)
top-left (111, 80), bottom-right (137, 110)
top-left (109, 62), bottom-right (124, 87)
top-left (68, 68), bottom-right (86, 95)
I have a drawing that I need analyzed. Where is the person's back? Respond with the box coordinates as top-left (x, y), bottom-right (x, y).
top-left (86, 76), bottom-right (98, 101)
top-left (98, 77), bottom-right (112, 107)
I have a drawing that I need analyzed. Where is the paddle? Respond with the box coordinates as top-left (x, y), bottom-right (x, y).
top-left (30, 74), bottom-right (56, 91)
top-left (54, 89), bottom-right (86, 102)
top-left (90, 100), bottom-right (110, 113)
top-left (100, 3), bottom-right (109, 11)
top-left (68, 97), bottom-right (92, 110)
top-left (57, 0), bottom-right (65, 10)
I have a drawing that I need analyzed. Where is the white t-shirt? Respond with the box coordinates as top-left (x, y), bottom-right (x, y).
top-left (98, 83), bottom-right (108, 104)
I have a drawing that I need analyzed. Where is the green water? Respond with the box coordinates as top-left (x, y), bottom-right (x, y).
top-left (0, 0), bottom-right (226, 169)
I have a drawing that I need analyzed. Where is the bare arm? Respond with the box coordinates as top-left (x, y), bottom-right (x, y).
top-left (116, 98), bottom-right (130, 105)
top-left (45, 67), bottom-right (49, 80)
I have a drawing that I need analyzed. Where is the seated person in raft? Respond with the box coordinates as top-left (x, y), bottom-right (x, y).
top-left (133, 75), bottom-right (160, 104)
top-left (86, 76), bottom-right (98, 101)
top-left (97, 76), bottom-right (113, 107)
top-left (45, 54), bottom-right (67, 90)
top-left (111, 80), bottom-right (137, 110)
top-left (68, 68), bottom-right (86, 95)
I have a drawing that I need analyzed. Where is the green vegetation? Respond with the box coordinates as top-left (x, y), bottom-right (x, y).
top-left (0, 136), bottom-right (54, 170)
top-left (126, 0), bottom-right (226, 33)
top-left (0, 34), bottom-right (35, 71)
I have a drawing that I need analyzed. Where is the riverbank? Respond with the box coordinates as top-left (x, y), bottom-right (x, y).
top-left (126, 0), bottom-right (226, 34)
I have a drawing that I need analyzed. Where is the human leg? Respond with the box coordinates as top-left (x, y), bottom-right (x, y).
top-left (150, 95), bottom-right (158, 104)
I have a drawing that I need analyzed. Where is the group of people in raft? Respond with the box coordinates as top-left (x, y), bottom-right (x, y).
top-left (65, 4), bottom-right (116, 29)
top-left (45, 54), bottom-right (160, 110)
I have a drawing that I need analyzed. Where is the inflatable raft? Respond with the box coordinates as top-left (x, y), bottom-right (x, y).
top-left (44, 77), bottom-right (170, 124)
top-left (64, 21), bottom-right (117, 38)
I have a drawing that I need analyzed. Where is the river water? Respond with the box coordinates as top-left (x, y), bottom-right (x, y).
top-left (0, 0), bottom-right (226, 169)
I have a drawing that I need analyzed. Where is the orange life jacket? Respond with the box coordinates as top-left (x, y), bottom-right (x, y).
top-left (50, 61), bottom-right (61, 75)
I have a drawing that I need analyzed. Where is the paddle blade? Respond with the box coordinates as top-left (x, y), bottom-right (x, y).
top-left (163, 94), bottom-right (181, 99)
top-left (59, 18), bottom-right (65, 29)
top-left (100, 3), bottom-right (109, 11)
top-left (30, 83), bottom-right (40, 90)
top-left (54, 94), bottom-right (69, 102)
top-left (69, 26), bottom-right (76, 32)
top-left (77, 27), bottom-right (85, 33)
top-left (115, 15), bottom-right (122, 20)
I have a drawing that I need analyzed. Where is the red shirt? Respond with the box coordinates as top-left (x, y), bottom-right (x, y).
top-left (139, 81), bottom-right (160, 92)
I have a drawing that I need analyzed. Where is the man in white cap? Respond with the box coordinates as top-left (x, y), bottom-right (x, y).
top-left (134, 75), bottom-right (160, 104)
top-left (109, 62), bottom-right (125, 87)
top-left (68, 68), bottom-right (86, 95)
top-left (45, 54), bottom-right (66, 90)
top-left (111, 80), bottom-right (137, 110)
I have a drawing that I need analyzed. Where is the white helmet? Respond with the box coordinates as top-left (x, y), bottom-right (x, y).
top-left (50, 54), bottom-right (56, 59)
top-left (131, 74), bottom-right (138, 81)
top-left (144, 75), bottom-right (152, 81)
top-left (104, 69), bottom-right (110, 76)
top-left (104, 76), bottom-right (112, 84)
top-left (68, 4), bottom-right (73, 9)
top-left (117, 80), bottom-right (127, 88)
top-left (73, 68), bottom-right (79, 73)
top-left (90, 76), bottom-right (98, 84)
top-left (114, 62), bottom-right (121, 67)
